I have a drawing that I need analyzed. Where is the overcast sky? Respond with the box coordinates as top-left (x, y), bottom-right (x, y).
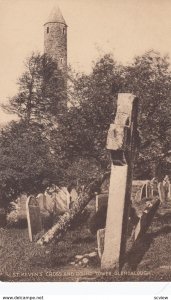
top-left (1, 0), bottom-right (171, 122)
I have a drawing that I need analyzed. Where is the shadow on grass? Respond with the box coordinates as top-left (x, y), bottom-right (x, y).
top-left (125, 225), bottom-right (171, 271)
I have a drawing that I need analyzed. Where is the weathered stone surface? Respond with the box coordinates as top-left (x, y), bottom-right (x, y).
top-left (132, 180), bottom-right (151, 203)
top-left (26, 195), bottom-right (42, 242)
top-left (158, 182), bottom-right (165, 203)
top-left (70, 189), bottom-right (78, 201)
top-left (55, 187), bottom-right (70, 213)
top-left (82, 258), bottom-right (89, 265)
top-left (101, 93), bottom-right (138, 271)
top-left (36, 193), bottom-right (47, 211)
top-left (97, 228), bottom-right (105, 259)
top-left (101, 164), bottom-right (128, 269)
top-left (88, 252), bottom-right (97, 258)
top-left (151, 178), bottom-right (159, 196)
top-left (134, 199), bottom-right (160, 240)
top-left (75, 255), bottom-right (83, 260)
top-left (44, 7), bottom-right (67, 77)
top-left (163, 175), bottom-right (171, 201)
top-left (95, 193), bottom-right (108, 212)
top-left (44, 186), bottom-right (71, 215)
top-left (17, 193), bottom-right (27, 219)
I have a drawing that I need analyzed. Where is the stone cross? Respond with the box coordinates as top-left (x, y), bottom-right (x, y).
top-left (26, 195), bottom-right (42, 242)
top-left (101, 93), bottom-right (139, 272)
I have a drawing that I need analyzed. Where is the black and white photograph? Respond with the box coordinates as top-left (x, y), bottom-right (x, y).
top-left (1, 0), bottom-right (171, 287)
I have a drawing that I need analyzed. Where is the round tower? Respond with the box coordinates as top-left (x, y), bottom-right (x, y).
top-left (44, 7), bottom-right (67, 75)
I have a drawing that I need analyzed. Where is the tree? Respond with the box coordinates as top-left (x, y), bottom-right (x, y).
top-left (51, 54), bottom-right (123, 186)
top-left (2, 53), bottom-right (66, 126)
top-left (0, 121), bottom-right (63, 208)
top-left (122, 51), bottom-right (171, 178)
top-left (52, 51), bottom-right (171, 182)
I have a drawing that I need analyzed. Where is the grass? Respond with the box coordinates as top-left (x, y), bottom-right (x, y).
top-left (2, 200), bottom-right (171, 281)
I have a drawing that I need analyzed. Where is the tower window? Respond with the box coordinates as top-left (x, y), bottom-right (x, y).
top-left (63, 27), bottom-right (65, 35)
top-left (60, 58), bottom-right (63, 64)
top-left (47, 27), bottom-right (49, 34)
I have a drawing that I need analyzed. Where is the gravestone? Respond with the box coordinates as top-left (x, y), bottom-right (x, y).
top-left (132, 180), bottom-right (150, 204)
top-left (18, 193), bottom-right (27, 219)
top-left (95, 193), bottom-right (108, 212)
top-left (70, 188), bottom-right (78, 202)
top-left (146, 180), bottom-right (153, 198)
top-left (26, 195), bottom-right (42, 242)
top-left (150, 178), bottom-right (158, 196)
top-left (36, 193), bottom-right (47, 211)
top-left (163, 175), bottom-right (171, 201)
top-left (56, 187), bottom-right (70, 212)
top-left (44, 190), bottom-right (56, 213)
top-left (44, 186), bottom-right (69, 215)
top-left (158, 182), bottom-right (165, 203)
top-left (134, 199), bottom-right (160, 240)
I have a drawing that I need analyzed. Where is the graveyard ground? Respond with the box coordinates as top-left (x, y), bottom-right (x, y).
top-left (1, 201), bottom-right (171, 281)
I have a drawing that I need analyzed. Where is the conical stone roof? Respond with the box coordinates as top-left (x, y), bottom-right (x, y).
top-left (45, 6), bottom-right (67, 25)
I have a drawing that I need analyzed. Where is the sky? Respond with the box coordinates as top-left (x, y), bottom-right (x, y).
top-left (1, 0), bottom-right (171, 122)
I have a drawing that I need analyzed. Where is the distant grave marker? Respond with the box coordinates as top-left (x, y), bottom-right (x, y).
top-left (26, 195), bottom-right (42, 242)
top-left (158, 182), bottom-right (165, 203)
top-left (18, 193), bottom-right (27, 219)
top-left (132, 180), bottom-right (151, 203)
top-left (150, 178), bottom-right (158, 197)
top-left (163, 175), bottom-right (171, 201)
top-left (36, 193), bottom-right (47, 211)
top-left (134, 199), bottom-right (160, 240)
top-left (95, 193), bottom-right (108, 212)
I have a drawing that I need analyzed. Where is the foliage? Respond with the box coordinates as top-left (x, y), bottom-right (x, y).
top-left (122, 51), bottom-right (171, 178)
top-left (1, 50), bottom-right (171, 207)
top-left (2, 53), bottom-right (66, 125)
top-left (54, 51), bottom-right (171, 181)
top-left (51, 54), bottom-right (123, 185)
top-left (0, 121), bottom-right (62, 207)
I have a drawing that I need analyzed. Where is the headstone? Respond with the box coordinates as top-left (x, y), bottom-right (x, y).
top-left (141, 183), bottom-right (146, 199)
top-left (36, 193), bottom-right (47, 211)
top-left (44, 190), bottom-right (56, 213)
top-left (26, 195), bottom-right (42, 242)
top-left (150, 178), bottom-right (158, 196)
top-left (43, 186), bottom-right (78, 215)
top-left (132, 180), bottom-right (150, 203)
top-left (101, 93), bottom-right (139, 271)
top-left (18, 193), bottom-right (27, 219)
top-left (95, 193), bottom-right (108, 212)
top-left (146, 180), bottom-right (153, 198)
top-left (163, 175), bottom-right (170, 201)
top-left (54, 187), bottom-right (69, 214)
top-left (70, 188), bottom-right (78, 202)
top-left (134, 199), bottom-right (160, 240)
top-left (158, 182), bottom-right (165, 203)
